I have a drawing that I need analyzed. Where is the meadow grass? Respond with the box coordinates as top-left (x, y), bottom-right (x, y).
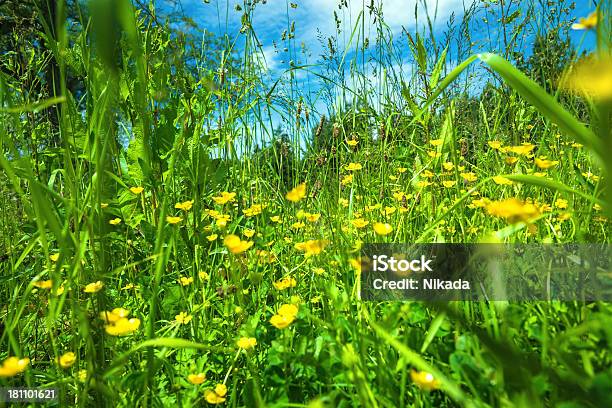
top-left (0, 0), bottom-right (611, 406)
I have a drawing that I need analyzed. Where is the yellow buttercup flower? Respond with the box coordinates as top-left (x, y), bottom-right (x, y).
top-left (341, 174), bottom-right (354, 185)
top-left (460, 172), bottom-right (477, 182)
top-left (0, 357), bottom-right (30, 377)
top-left (84, 280), bottom-right (104, 293)
top-left (34, 279), bottom-right (53, 289)
top-left (178, 276), bottom-right (194, 286)
top-left (555, 198), bottom-right (568, 209)
top-left (442, 180), bottom-right (457, 188)
top-left (410, 369), bottom-right (441, 391)
top-left (286, 183), bottom-right (307, 202)
top-left (492, 176), bottom-right (513, 185)
top-left (273, 277), bottom-right (297, 290)
top-left (236, 337), bottom-right (257, 350)
top-left (346, 139), bottom-right (358, 146)
top-left (304, 212), bottom-right (321, 222)
top-left (207, 234), bottom-right (218, 241)
top-left (212, 191), bottom-right (236, 205)
top-left (534, 158), bottom-right (559, 169)
top-left (243, 204), bottom-right (265, 217)
top-left (351, 218), bottom-right (369, 228)
top-left (561, 53), bottom-right (612, 101)
top-left (109, 218), bottom-right (122, 225)
top-left (278, 303), bottom-right (299, 317)
top-left (442, 162), bottom-right (454, 171)
top-left (105, 317), bottom-right (141, 336)
top-left (243, 229), bottom-right (255, 238)
top-left (373, 222), bottom-right (393, 236)
top-left (57, 352), bottom-right (76, 369)
top-left (100, 308), bottom-right (140, 336)
top-left (166, 216), bottom-right (183, 225)
top-left (205, 384), bottom-right (228, 404)
top-left (345, 162), bottom-right (362, 171)
top-left (486, 198), bottom-right (540, 224)
top-left (175, 200), bottom-right (194, 211)
top-left (294, 240), bottom-right (328, 256)
top-left (187, 373), bottom-right (206, 385)
top-left (129, 186), bottom-right (144, 194)
top-left (50, 253), bottom-right (60, 262)
top-left (571, 11), bottom-right (597, 30)
top-left (505, 156), bottom-right (519, 165)
top-left (504, 143), bottom-right (535, 156)
top-left (224, 234), bottom-right (253, 254)
top-left (100, 308), bottom-right (130, 324)
top-left (270, 215), bottom-right (281, 223)
top-left (175, 312), bottom-right (192, 325)
top-left (487, 140), bottom-right (502, 150)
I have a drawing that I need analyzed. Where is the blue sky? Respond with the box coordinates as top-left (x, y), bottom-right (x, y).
top-left (158, 0), bottom-right (598, 146)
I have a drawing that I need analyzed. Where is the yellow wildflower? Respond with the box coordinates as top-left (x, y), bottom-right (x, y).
top-left (175, 200), bottom-right (194, 211)
top-left (83, 280), bottom-right (104, 293)
top-left (345, 162), bottom-right (362, 171)
top-left (50, 253), bottom-right (60, 262)
top-left (205, 384), bottom-right (227, 404)
top-left (175, 312), bottom-right (192, 325)
top-left (273, 277), bottom-right (297, 290)
top-left (492, 176), bottom-right (513, 185)
top-left (534, 158), bottom-right (559, 169)
top-left (410, 369), bottom-right (441, 391)
top-left (352, 218), bottom-right (369, 228)
top-left (286, 183), bottom-right (307, 202)
top-left (373, 222), bottom-right (393, 236)
top-left (207, 234), bottom-right (218, 241)
top-left (294, 240), bottom-right (328, 256)
top-left (0, 357), bottom-right (30, 377)
top-left (571, 11), bottom-right (597, 30)
top-left (129, 186), bottom-right (144, 194)
top-left (212, 192), bottom-right (236, 205)
top-left (34, 279), bottom-right (53, 289)
top-left (341, 174), bottom-right (354, 185)
top-left (486, 198), bottom-right (540, 223)
top-left (488, 140), bottom-right (502, 150)
top-left (442, 180), bottom-right (457, 188)
top-left (243, 204), bottom-right (265, 217)
top-left (187, 373), bottom-right (206, 385)
top-left (224, 234), bottom-right (253, 254)
top-left (57, 352), bottom-right (76, 369)
top-left (166, 216), bottom-right (182, 225)
top-left (236, 337), bottom-right (257, 350)
top-left (561, 53), bottom-right (612, 100)
top-left (460, 172), bottom-right (477, 182)
top-left (178, 276), bottom-right (194, 286)
top-left (104, 315), bottom-right (140, 336)
top-left (109, 218), bottom-right (122, 225)
top-left (555, 199), bottom-right (568, 209)
top-left (505, 156), bottom-right (519, 165)
top-left (99, 308), bottom-right (130, 324)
